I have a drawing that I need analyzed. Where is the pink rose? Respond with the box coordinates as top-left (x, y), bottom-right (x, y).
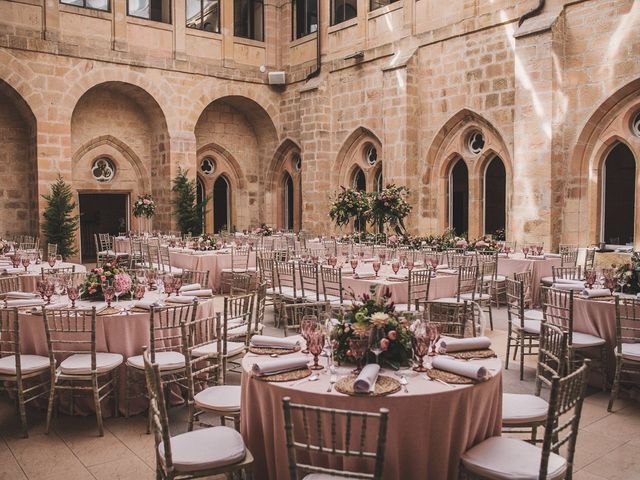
top-left (380, 338), bottom-right (390, 351)
top-left (387, 330), bottom-right (397, 341)
top-left (100, 275), bottom-right (107, 281)
top-left (388, 235), bottom-right (398, 244)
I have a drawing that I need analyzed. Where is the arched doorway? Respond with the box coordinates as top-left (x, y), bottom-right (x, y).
top-left (213, 176), bottom-right (231, 233)
top-left (484, 156), bottom-right (506, 236)
top-left (450, 159), bottom-right (469, 235)
top-left (602, 143), bottom-right (636, 245)
top-left (283, 172), bottom-right (294, 231)
top-left (197, 176), bottom-right (206, 232)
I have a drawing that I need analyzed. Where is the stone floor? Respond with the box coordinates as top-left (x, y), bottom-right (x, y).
top-left (1, 301), bottom-right (639, 480)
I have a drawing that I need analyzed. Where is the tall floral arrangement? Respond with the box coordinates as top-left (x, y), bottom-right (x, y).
top-left (329, 187), bottom-right (371, 230)
top-left (368, 184), bottom-right (412, 235)
top-left (252, 224), bottom-right (274, 236)
top-left (332, 288), bottom-right (413, 369)
top-left (81, 262), bottom-right (135, 301)
top-left (133, 194), bottom-right (156, 218)
top-left (615, 253), bottom-right (640, 294)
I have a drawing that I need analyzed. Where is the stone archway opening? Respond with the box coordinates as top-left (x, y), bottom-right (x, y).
top-left (450, 159), bottom-right (469, 236)
top-left (602, 143), bottom-right (636, 245)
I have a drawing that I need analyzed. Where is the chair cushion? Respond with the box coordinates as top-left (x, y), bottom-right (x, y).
top-left (540, 276), bottom-right (554, 286)
top-left (275, 286), bottom-right (297, 298)
top-left (60, 352), bottom-right (123, 375)
top-left (304, 475), bottom-right (351, 480)
top-left (483, 275), bottom-right (507, 282)
top-left (572, 332), bottom-right (606, 348)
top-left (127, 351), bottom-right (185, 371)
top-left (194, 385), bottom-right (241, 412)
top-left (525, 310), bottom-right (544, 321)
top-left (461, 436), bottom-right (567, 480)
top-left (460, 293), bottom-right (491, 301)
top-left (0, 354), bottom-right (50, 375)
top-left (158, 426), bottom-right (246, 473)
top-left (266, 287), bottom-right (277, 295)
top-left (502, 393), bottom-right (549, 424)
top-left (228, 324), bottom-right (263, 337)
top-left (621, 343), bottom-right (640, 362)
top-left (514, 319), bottom-right (541, 335)
top-left (432, 297), bottom-right (463, 304)
top-left (192, 341), bottom-right (246, 358)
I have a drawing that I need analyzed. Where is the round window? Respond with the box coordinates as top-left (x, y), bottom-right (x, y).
top-left (91, 157), bottom-right (116, 183)
top-left (467, 130), bottom-right (485, 155)
top-left (631, 111), bottom-right (640, 138)
top-left (200, 157), bottom-right (216, 175)
top-left (293, 154), bottom-right (302, 172)
top-left (364, 144), bottom-right (378, 166)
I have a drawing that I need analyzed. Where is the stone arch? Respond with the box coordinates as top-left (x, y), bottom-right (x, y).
top-left (194, 95), bottom-right (279, 230)
top-left (425, 109), bottom-right (512, 238)
top-left (0, 79), bottom-right (38, 235)
top-left (0, 51), bottom-right (46, 120)
top-left (267, 138), bottom-right (302, 231)
top-left (567, 79), bottom-right (640, 246)
top-left (334, 126), bottom-right (383, 192)
top-left (70, 81), bottom-right (172, 231)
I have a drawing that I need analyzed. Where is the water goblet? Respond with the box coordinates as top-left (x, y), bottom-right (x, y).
top-left (173, 276), bottom-right (183, 294)
top-left (43, 279), bottom-right (55, 305)
top-left (47, 255), bottom-right (56, 268)
top-left (36, 278), bottom-right (47, 300)
top-left (102, 283), bottom-right (115, 308)
top-left (67, 285), bottom-right (79, 308)
top-left (379, 253), bottom-right (386, 265)
top-left (163, 275), bottom-right (175, 297)
top-left (133, 283), bottom-right (146, 301)
top-left (311, 255), bottom-right (319, 265)
top-left (21, 255), bottom-right (31, 272)
top-left (308, 330), bottom-right (326, 371)
top-left (358, 250), bottom-right (365, 260)
top-left (522, 246), bottom-right (529, 258)
top-left (428, 323), bottom-right (440, 357)
top-left (603, 275), bottom-right (616, 295)
top-left (328, 255), bottom-right (338, 268)
top-left (369, 327), bottom-right (385, 365)
top-left (10, 253), bottom-right (21, 269)
top-left (411, 322), bottom-right (430, 372)
top-left (350, 257), bottom-right (359, 275)
top-left (372, 260), bottom-right (381, 277)
top-left (406, 260), bottom-right (414, 273)
top-left (146, 269), bottom-right (158, 290)
top-left (301, 315), bottom-right (319, 354)
top-left (585, 269), bottom-right (597, 289)
top-left (348, 335), bottom-right (369, 374)
top-left (391, 260), bottom-right (400, 275)
top-left (400, 254), bottom-right (407, 268)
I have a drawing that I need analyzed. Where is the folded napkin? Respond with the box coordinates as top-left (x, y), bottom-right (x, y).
top-left (165, 295), bottom-right (198, 304)
top-left (498, 253), bottom-right (509, 258)
top-left (527, 255), bottom-right (545, 260)
top-left (353, 272), bottom-right (376, 279)
top-left (431, 357), bottom-right (488, 380)
top-left (180, 289), bottom-right (212, 297)
top-left (440, 336), bottom-right (491, 353)
top-left (353, 364), bottom-right (380, 393)
top-left (552, 283), bottom-right (584, 290)
top-left (4, 291), bottom-right (39, 299)
top-left (0, 267), bottom-right (24, 275)
top-left (544, 253), bottom-right (562, 259)
top-left (5, 298), bottom-right (45, 307)
top-left (554, 278), bottom-right (584, 285)
top-left (387, 274), bottom-right (409, 281)
top-left (251, 357), bottom-right (309, 376)
top-left (250, 335), bottom-right (300, 349)
top-left (581, 288), bottom-right (611, 298)
top-left (179, 283), bottom-right (202, 292)
top-left (133, 300), bottom-right (164, 310)
top-left (29, 301), bottom-right (69, 314)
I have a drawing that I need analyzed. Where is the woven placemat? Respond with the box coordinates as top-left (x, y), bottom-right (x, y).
top-left (448, 349), bottom-right (496, 360)
top-left (98, 306), bottom-right (121, 316)
top-left (255, 368), bottom-right (311, 382)
top-left (586, 296), bottom-right (616, 302)
top-left (249, 346), bottom-right (300, 355)
top-left (131, 307), bottom-right (150, 313)
top-left (335, 374), bottom-right (401, 396)
top-left (427, 368), bottom-right (475, 385)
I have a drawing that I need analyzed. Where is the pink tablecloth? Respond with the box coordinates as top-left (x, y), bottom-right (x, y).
top-left (170, 250), bottom-right (256, 291)
top-left (498, 255), bottom-right (562, 306)
top-left (1, 262), bottom-right (87, 293)
top-left (17, 294), bottom-right (216, 415)
top-left (241, 354), bottom-right (502, 479)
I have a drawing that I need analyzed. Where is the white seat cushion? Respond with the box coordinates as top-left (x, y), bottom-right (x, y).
top-left (127, 351), bottom-right (185, 371)
top-left (60, 352), bottom-right (123, 375)
top-left (228, 324), bottom-right (263, 337)
top-left (460, 293), bottom-right (491, 301)
top-left (194, 385), bottom-right (241, 412)
top-left (192, 341), bottom-right (245, 358)
top-left (572, 332), bottom-right (606, 348)
top-left (621, 343), bottom-right (640, 362)
top-left (275, 286), bottom-right (297, 298)
top-left (525, 309), bottom-right (544, 321)
top-left (0, 354), bottom-right (50, 375)
top-left (432, 297), bottom-right (463, 304)
top-left (304, 293), bottom-right (320, 301)
top-left (461, 436), bottom-right (567, 480)
top-left (514, 319), bottom-right (541, 335)
top-left (483, 275), bottom-right (507, 282)
top-left (540, 276), bottom-right (554, 286)
top-left (158, 426), bottom-right (246, 473)
top-left (266, 287), bottom-right (277, 295)
top-left (502, 393), bottom-right (549, 424)
top-left (304, 475), bottom-right (351, 480)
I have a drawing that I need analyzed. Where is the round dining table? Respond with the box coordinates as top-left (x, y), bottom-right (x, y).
top-left (1, 261), bottom-right (87, 292)
top-left (240, 352), bottom-right (502, 479)
top-left (497, 254), bottom-right (562, 306)
top-left (15, 292), bottom-right (216, 415)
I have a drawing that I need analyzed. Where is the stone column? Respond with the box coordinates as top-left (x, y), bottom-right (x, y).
top-left (43, 0), bottom-right (60, 42)
top-left (112, 0), bottom-right (128, 52)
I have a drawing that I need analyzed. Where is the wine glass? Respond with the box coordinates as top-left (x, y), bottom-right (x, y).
top-left (67, 284), bottom-right (79, 308)
top-left (146, 269), bottom-right (158, 291)
top-left (163, 275), bottom-right (175, 297)
top-left (21, 255), bottom-right (31, 272)
top-left (133, 283), bottom-right (146, 301)
top-left (406, 260), bottom-right (414, 273)
top-left (348, 334), bottom-right (369, 374)
top-left (399, 254), bottom-right (407, 268)
top-left (47, 255), bottom-right (56, 268)
top-left (603, 275), bottom-right (616, 295)
top-left (10, 253), bottom-right (21, 269)
top-left (428, 323), bottom-right (440, 357)
top-left (102, 283), bottom-right (115, 308)
top-left (173, 276), bottom-right (183, 295)
top-left (372, 260), bottom-right (381, 278)
top-left (43, 278), bottom-right (55, 305)
top-left (300, 315), bottom-right (319, 354)
top-left (350, 257), bottom-right (359, 275)
top-left (411, 322), bottom-right (430, 372)
top-left (308, 330), bottom-right (326, 371)
top-left (585, 269), bottom-right (597, 289)
top-left (36, 278), bottom-right (47, 300)
top-left (522, 246), bottom-right (529, 258)
top-left (311, 255), bottom-right (319, 265)
top-left (391, 260), bottom-right (400, 275)
top-left (369, 327), bottom-right (385, 365)
top-left (617, 276), bottom-right (626, 295)
top-left (328, 255), bottom-right (338, 268)
top-left (379, 252), bottom-right (386, 265)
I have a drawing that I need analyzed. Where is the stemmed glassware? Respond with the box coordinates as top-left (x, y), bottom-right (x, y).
top-left (379, 253), bottom-right (386, 265)
top-left (522, 246), bottom-right (530, 258)
top-left (67, 280), bottom-right (81, 309)
top-left (10, 253), bottom-right (21, 269)
top-left (102, 283), bottom-right (115, 308)
top-left (21, 255), bottom-right (31, 272)
top-left (43, 278), bottom-right (55, 305)
top-left (348, 334), bottom-right (369, 374)
top-left (584, 269), bottom-right (597, 289)
top-left (300, 315), bottom-right (319, 354)
top-left (391, 260), bottom-right (400, 275)
top-left (350, 256), bottom-right (359, 275)
top-left (411, 321), bottom-right (430, 372)
top-left (47, 255), bottom-right (56, 268)
top-left (146, 269), bottom-right (158, 290)
top-left (173, 276), bottom-right (183, 295)
top-left (428, 323), bottom-right (440, 357)
top-left (372, 260), bottom-right (381, 278)
top-left (328, 255), bottom-right (338, 268)
top-left (602, 270), bottom-right (617, 294)
top-left (163, 275), bottom-right (175, 297)
top-left (36, 278), bottom-right (47, 300)
top-left (406, 260), bottom-right (415, 273)
top-left (369, 326), bottom-right (384, 365)
top-left (133, 283), bottom-right (146, 301)
top-left (308, 330), bottom-right (326, 371)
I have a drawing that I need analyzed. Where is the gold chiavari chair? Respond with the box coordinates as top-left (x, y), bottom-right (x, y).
top-left (180, 269), bottom-right (210, 288)
top-left (43, 306), bottom-right (122, 436)
top-left (0, 307), bottom-right (51, 437)
top-left (143, 348), bottom-right (254, 480)
top-left (505, 278), bottom-right (541, 380)
top-left (0, 276), bottom-right (21, 295)
top-left (422, 300), bottom-right (473, 339)
top-left (608, 296), bottom-right (640, 412)
top-left (394, 268), bottom-right (432, 313)
top-left (281, 301), bottom-right (331, 337)
top-left (40, 265), bottom-right (75, 278)
top-left (282, 396), bottom-right (389, 480)
top-left (502, 321), bottom-right (568, 443)
top-left (298, 262), bottom-right (320, 301)
top-left (461, 361), bottom-right (590, 480)
top-left (320, 265), bottom-right (353, 308)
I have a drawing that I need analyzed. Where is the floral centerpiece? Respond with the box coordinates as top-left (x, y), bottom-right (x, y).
top-left (332, 288), bottom-right (413, 369)
top-left (252, 223), bottom-right (274, 236)
top-left (81, 262), bottom-right (136, 301)
top-left (194, 234), bottom-right (219, 251)
top-left (615, 252), bottom-right (640, 294)
top-left (368, 184), bottom-right (412, 235)
top-left (329, 187), bottom-right (371, 230)
top-left (467, 235), bottom-right (499, 252)
top-left (133, 194), bottom-right (156, 218)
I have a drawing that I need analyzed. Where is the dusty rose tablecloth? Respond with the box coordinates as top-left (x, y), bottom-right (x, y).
top-left (16, 293), bottom-right (216, 415)
top-left (169, 249), bottom-right (256, 291)
top-left (340, 264), bottom-right (458, 304)
top-left (241, 354), bottom-right (502, 479)
top-left (498, 254), bottom-right (562, 306)
top-left (1, 262), bottom-right (87, 293)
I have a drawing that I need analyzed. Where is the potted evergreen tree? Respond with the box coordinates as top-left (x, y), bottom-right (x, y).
top-left (172, 167), bottom-right (209, 236)
top-left (41, 176), bottom-right (79, 260)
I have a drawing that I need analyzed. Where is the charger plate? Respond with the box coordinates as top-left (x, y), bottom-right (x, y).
top-left (255, 368), bottom-right (311, 382)
top-left (335, 374), bottom-right (401, 396)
